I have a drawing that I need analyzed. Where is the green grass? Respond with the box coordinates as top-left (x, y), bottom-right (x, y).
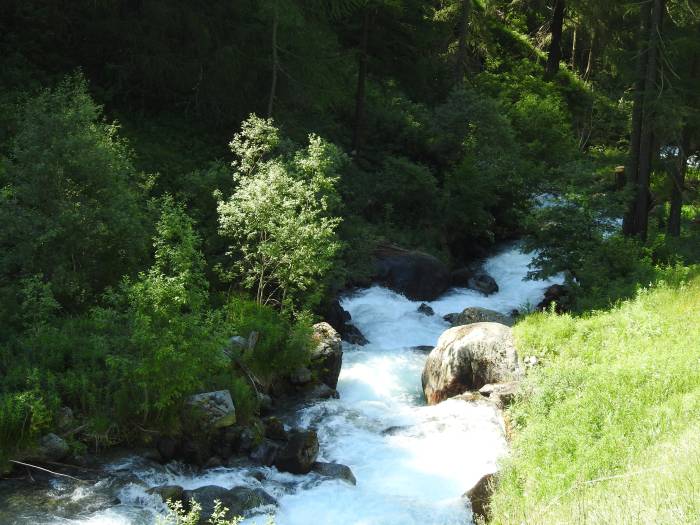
top-left (489, 272), bottom-right (700, 524)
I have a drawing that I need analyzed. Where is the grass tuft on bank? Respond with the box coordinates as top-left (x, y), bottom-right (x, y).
top-left (489, 270), bottom-right (700, 524)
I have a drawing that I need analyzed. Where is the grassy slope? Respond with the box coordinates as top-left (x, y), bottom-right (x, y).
top-left (489, 271), bottom-right (700, 524)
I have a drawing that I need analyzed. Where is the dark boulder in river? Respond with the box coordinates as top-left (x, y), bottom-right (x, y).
top-left (312, 461), bottom-right (357, 485)
top-left (183, 485), bottom-right (276, 523)
top-left (467, 272), bottom-right (499, 295)
top-left (374, 244), bottom-right (450, 301)
top-left (274, 430), bottom-right (319, 474)
top-left (324, 300), bottom-right (369, 345)
top-left (422, 323), bottom-right (523, 405)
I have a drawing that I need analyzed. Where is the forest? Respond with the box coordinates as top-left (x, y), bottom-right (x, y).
top-left (0, 1), bottom-right (699, 524)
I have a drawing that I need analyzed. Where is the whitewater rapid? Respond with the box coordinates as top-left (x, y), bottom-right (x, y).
top-left (2, 244), bottom-right (562, 525)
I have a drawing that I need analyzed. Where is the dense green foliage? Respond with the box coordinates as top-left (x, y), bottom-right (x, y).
top-left (490, 272), bottom-right (700, 524)
top-left (0, 0), bottom-right (698, 499)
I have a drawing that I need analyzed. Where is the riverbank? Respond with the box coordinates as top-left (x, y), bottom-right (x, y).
top-left (0, 244), bottom-right (556, 524)
top-left (489, 269), bottom-right (700, 524)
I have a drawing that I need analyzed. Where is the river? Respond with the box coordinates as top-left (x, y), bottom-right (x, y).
top-left (0, 243), bottom-right (562, 525)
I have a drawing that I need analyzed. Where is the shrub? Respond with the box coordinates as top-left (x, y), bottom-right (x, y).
top-left (0, 73), bottom-right (149, 312)
top-left (218, 114), bottom-right (345, 311)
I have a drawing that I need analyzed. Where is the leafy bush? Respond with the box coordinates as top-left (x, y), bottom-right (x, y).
top-left (0, 73), bottom-right (149, 312)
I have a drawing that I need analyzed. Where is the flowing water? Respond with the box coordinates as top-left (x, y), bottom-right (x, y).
top-left (0, 243), bottom-right (562, 525)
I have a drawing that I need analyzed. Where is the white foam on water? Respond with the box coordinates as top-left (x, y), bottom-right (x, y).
top-left (26, 243), bottom-right (560, 525)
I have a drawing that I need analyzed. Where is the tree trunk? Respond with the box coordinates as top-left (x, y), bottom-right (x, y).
top-left (629, 0), bottom-right (665, 241)
top-left (570, 26), bottom-right (577, 69)
top-left (622, 4), bottom-right (651, 236)
top-left (545, 0), bottom-right (565, 79)
top-left (667, 128), bottom-right (689, 237)
top-left (584, 31), bottom-right (595, 79)
top-left (454, 0), bottom-right (472, 81)
top-left (352, 8), bottom-right (371, 155)
top-left (266, 2), bottom-right (279, 118)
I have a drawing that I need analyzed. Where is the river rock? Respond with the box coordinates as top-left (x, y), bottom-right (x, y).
top-left (537, 283), bottom-right (570, 312)
top-left (184, 485), bottom-right (276, 523)
top-left (464, 473), bottom-right (497, 522)
top-left (185, 390), bottom-right (236, 429)
top-left (148, 484), bottom-right (185, 504)
top-left (323, 300), bottom-right (368, 345)
top-left (422, 323), bottom-right (523, 405)
top-left (417, 303), bottom-right (435, 316)
top-left (344, 323), bottom-right (369, 345)
top-left (310, 322), bottom-right (343, 389)
top-left (479, 382), bottom-right (519, 409)
top-left (374, 244), bottom-right (450, 301)
top-left (444, 307), bottom-right (514, 327)
top-left (263, 416), bottom-right (288, 441)
top-left (312, 461), bottom-right (357, 485)
top-left (33, 433), bottom-right (70, 462)
top-left (450, 267), bottom-right (474, 287)
top-left (467, 273), bottom-right (499, 295)
top-left (249, 439), bottom-right (280, 467)
top-left (274, 430), bottom-right (319, 474)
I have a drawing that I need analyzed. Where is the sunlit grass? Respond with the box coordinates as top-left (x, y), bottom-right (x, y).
top-left (489, 276), bottom-right (700, 524)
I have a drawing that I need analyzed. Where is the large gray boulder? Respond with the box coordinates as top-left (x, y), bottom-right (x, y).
top-left (443, 307), bottom-right (514, 327)
top-left (274, 430), bottom-right (319, 474)
top-left (184, 390), bottom-right (236, 429)
top-left (184, 485), bottom-right (276, 523)
top-left (374, 245), bottom-right (450, 301)
top-left (422, 323), bottom-right (522, 405)
top-left (310, 322), bottom-right (343, 389)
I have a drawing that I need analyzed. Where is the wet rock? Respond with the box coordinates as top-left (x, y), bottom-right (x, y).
top-left (410, 345), bottom-right (434, 353)
top-left (417, 303), bottom-right (435, 316)
top-left (464, 473), bottom-right (497, 522)
top-left (344, 324), bottom-right (369, 345)
top-left (422, 323), bottom-right (523, 405)
top-left (374, 244), bottom-right (450, 301)
top-left (312, 461), bottom-right (357, 485)
top-left (184, 485), bottom-right (276, 523)
top-left (249, 439), bottom-right (280, 467)
top-left (204, 456), bottom-right (223, 469)
top-left (323, 300), bottom-right (368, 345)
top-left (147, 484), bottom-right (185, 504)
top-left (33, 433), bottom-right (70, 462)
top-left (185, 390), bottom-right (236, 429)
top-left (381, 425), bottom-right (410, 436)
top-left (142, 448), bottom-right (162, 463)
top-left (309, 322), bottom-right (343, 389)
top-left (290, 366), bottom-right (312, 385)
top-left (467, 273), bottom-right (499, 295)
top-left (479, 382), bottom-right (519, 409)
top-left (274, 430), bottom-right (319, 474)
top-left (178, 436), bottom-right (211, 467)
top-left (263, 417), bottom-right (288, 441)
top-left (156, 436), bottom-right (179, 463)
top-left (444, 307), bottom-right (514, 327)
top-left (301, 383), bottom-right (340, 401)
top-left (451, 267), bottom-right (474, 287)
